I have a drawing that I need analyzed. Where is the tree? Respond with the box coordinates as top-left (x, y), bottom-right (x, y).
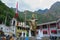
top-left (0, 1), bottom-right (15, 26)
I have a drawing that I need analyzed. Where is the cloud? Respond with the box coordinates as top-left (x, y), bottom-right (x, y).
top-left (1, 0), bottom-right (16, 7)
top-left (18, 0), bottom-right (31, 11)
top-left (1, 0), bottom-right (60, 11)
top-left (1, 0), bottom-right (32, 11)
top-left (23, 0), bottom-right (60, 11)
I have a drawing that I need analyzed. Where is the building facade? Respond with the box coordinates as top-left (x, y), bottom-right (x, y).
top-left (16, 22), bottom-right (30, 37)
top-left (36, 19), bottom-right (60, 40)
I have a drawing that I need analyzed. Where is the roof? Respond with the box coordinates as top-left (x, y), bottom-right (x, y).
top-left (37, 21), bottom-right (57, 26)
top-left (57, 19), bottom-right (60, 22)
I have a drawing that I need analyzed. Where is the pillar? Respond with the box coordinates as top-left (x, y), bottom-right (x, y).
top-left (29, 30), bottom-right (31, 37)
top-left (48, 24), bottom-right (50, 35)
top-left (25, 32), bottom-right (26, 37)
top-left (21, 32), bottom-right (24, 37)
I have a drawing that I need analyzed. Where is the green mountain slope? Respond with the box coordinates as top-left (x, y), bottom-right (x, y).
top-left (15, 10), bottom-right (50, 24)
top-left (0, 1), bottom-right (15, 26)
top-left (12, 2), bottom-right (60, 24)
top-left (44, 2), bottom-right (60, 21)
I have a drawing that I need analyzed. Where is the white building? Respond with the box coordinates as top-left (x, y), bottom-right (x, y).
top-left (0, 18), bottom-right (17, 36)
top-left (0, 24), bottom-right (10, 36)
top-left (36, 29), bottom-right (43, 39)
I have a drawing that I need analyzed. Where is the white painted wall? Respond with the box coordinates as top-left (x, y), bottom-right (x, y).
top-left (0, 24), bottom-right (16, 36)
top-left (0, 24), bottom-right (10, 35)
top-left (36, 29), bottom-right (43, 39)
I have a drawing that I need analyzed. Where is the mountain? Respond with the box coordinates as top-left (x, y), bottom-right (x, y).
top-left (44, 1), bottom-right (60, 20)
top-left (50, 2), bottom-right (60, 10)
top-left (12, 8), bottom-right (51, 24)
top-left (9, 1), bottom-right (60, 24)
top-left (50, 2), bottom-right (60, 19)
top-left (35, 9), bottom-right (48, 14)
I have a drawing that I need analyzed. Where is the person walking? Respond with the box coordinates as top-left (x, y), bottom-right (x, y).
top-left (10, 36), bottom-right (14, 40)
top-left (2, 36), bottom-right (6, 40)
top-left (6, 35), bottom-right (10, 40)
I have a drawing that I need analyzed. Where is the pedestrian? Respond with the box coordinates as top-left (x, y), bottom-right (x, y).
top-left (6, 35), bottom-right (10, 40)
top-left (10, 36), bottom-right (14, 40)
top-left (2, 36), bottom-right (6, 40)
top-left (0, 37), bottom-right (2, 40)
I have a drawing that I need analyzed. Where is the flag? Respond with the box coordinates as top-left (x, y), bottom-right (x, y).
top-left (15, 2), bottom-right (18, 18)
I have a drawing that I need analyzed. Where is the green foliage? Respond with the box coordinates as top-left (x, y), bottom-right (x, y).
top-left (0, 0), bottom-right (60, 26)
top-left (6, 20), bottom-right (10, 26)
top-left (17, 15), bottom-right (24, 22)
top-left (17, 10), bottom-right (58, 24)
top-left (0, 1), bottom-right (15, 26)
top-left (0, 15), bottom-right (5, 23)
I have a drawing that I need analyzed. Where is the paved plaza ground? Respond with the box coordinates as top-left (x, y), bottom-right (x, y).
top-left (0, 36), bottom-right (60, 40)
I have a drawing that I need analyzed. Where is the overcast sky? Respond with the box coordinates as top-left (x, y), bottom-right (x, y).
top-left (1, 0), bottom-right (60, 12)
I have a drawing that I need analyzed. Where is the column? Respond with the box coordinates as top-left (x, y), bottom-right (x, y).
top-left (25, 32), bottom-right (26, 37)
top-left (48, 24), bottom-right (50, 35)
top-left (29, 30), bottom-right (31, 37)
top-left (21, 32), bottom-right (24, 37)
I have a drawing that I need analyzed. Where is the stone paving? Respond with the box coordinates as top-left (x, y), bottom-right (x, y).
top-left (17, 37), bottom-right (60, 40)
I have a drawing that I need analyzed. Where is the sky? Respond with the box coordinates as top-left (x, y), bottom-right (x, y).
top-left (1, 0), bottom-right (60, 12)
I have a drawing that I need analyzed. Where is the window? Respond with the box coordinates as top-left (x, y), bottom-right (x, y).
top-left (13, 21), bottom-right (15, 26)
top-left (17, 27), bottom-right (20, 29)
top-left (50, 23), bottom-right (56, 28)
top-left (43, 30), bottom-right (47, 34)
top-left (58, 30), bottom-right (60, 34)
top-left (36, 26), bottom-right (40, 29)
top-left (43, 25), bottom-right (47, 29)
top-left (51, 30), bottom-right (57, 34)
